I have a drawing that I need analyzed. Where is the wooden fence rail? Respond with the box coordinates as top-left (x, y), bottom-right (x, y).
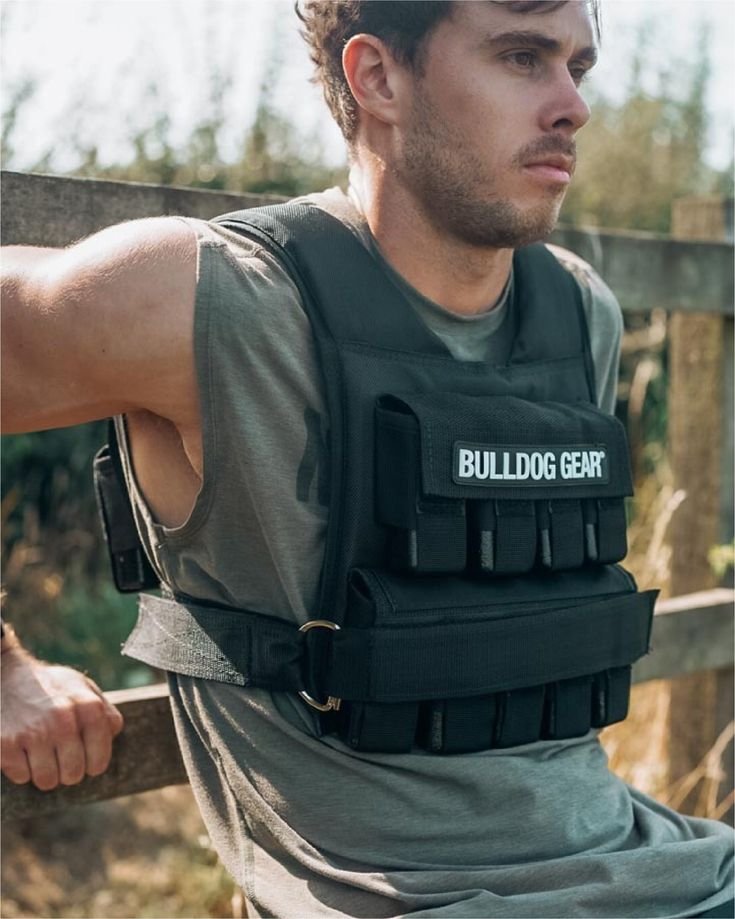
top-left (2, 171), bottom-right (733, 315)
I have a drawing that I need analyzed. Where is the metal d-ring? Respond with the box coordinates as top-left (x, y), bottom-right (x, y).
top-left (298, 619), bottom-right (342, 712)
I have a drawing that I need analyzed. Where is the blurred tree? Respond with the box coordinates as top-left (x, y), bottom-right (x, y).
top-left (1, 77), bottom-right (36, 165)
top-left (561, 22), bottom-right (724, 232)
top-left (1, 423), bottom-right (149, 689)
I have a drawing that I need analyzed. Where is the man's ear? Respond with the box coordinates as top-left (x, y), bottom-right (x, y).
top-left (342, 33), bottom-right (407, 131)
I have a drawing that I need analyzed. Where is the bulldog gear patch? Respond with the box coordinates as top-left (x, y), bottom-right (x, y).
top-left (453, 443), bottom-right (609, 487)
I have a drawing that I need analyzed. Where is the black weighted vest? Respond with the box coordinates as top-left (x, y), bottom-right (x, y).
top-left (97, 203), bottom-right (657, 754)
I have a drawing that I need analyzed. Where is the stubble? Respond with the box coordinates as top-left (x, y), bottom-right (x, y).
top-left (395, 88), bottom-right (568, 249)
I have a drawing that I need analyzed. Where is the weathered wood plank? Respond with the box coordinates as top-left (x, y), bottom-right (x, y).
top-left (2, 171), bottom-right (733, 316)
top-left (632, 590), bottom-right (735, 684)
top-left (0, 170), bottom-right (279, 247)
top-left (549, 224), bottom-right (733, 316)
top-left (2, 590), bottom-right (732, 821)
top-left (666, 197), bottom-right (734, 818)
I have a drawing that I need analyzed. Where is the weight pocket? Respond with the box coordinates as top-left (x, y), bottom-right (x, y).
top-left (375, 399), bottom-right (466, 573)
top-left (375, 393), bottom-right (633, 575)
top-left (330, 566), bottom-right (656, 752)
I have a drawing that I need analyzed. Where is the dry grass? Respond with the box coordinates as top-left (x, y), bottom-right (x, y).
top-left (600, 453), bottom-right (734, 823)
top-left (0, 786), bottom-right (241, 919)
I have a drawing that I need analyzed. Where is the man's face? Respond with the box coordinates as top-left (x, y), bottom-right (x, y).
top-left (392, 1), bottom-right (597, 248)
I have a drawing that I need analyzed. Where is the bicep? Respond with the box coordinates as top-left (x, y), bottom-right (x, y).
top-left (1, 217), bottom-right (198, 433)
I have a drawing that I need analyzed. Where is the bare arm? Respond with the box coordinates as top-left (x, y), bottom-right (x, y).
top-left (1, 217), bottom-right (198, 789)
top-left (2, 216), bottom-right (198, 433)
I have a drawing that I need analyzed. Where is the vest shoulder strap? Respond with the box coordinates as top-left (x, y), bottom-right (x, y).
top-left (213, 203), bottom-right (594, 386)
top-left (512, 243), bottom-right (597, 401)
top-left (214, 202), bottom-right (449, 355)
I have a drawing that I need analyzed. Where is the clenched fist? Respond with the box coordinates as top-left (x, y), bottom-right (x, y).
top-left (1, 647), bottom-right (124, 791)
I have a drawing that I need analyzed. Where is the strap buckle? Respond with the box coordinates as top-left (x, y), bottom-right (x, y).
top-left (298, 620), bottom-right (342, 712)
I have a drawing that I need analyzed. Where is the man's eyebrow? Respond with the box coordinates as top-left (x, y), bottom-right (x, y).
top-left (480, 29), bottom-right (598, 65)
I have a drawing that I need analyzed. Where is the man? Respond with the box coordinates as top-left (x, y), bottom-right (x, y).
top-left (2, 2), bottom-right (733, 916)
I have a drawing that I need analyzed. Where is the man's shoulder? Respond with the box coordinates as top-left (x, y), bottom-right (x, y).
top-left (544, 244), bottom-right (624, 413)
top-left (544, 242), bottom-right (623, 333)
top-left (174, 213), bottom-right (308, 306)
top-left (297, 187), bottom-right (371, 245)
top-left (180, 189), bottom-right (362, 269)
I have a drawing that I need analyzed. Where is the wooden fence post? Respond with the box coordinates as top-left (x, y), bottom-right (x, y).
top-left (667, 196), bottom-right (734, 819)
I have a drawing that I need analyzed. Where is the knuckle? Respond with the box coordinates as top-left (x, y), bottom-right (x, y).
top-left (51, 709), bottom-right (81, 738)
top-left (1, 737), bottom-right (23, 757)
top-left (17, 726), bottom-right (49, 749)
top-left (76, 697), bottom-right (107, 725)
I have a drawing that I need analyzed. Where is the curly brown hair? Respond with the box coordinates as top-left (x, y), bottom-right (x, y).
top-left (297, 1), bottom-right (451, 144)
top-left (297, 1), bottom-right (601, 145)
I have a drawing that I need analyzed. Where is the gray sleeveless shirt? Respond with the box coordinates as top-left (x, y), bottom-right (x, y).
top-left (118, 188), bottom-right (733, 919)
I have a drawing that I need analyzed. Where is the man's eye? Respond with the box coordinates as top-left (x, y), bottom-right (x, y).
top-left (569, 66), bottom-right (591, 85)
top-left (506, 51), bottom-right (537, 69)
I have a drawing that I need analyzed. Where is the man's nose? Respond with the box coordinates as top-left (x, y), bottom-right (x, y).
top-left (539, 68), bottom-right (591, 135)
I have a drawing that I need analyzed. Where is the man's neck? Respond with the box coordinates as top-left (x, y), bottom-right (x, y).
top-left (348, 165), bottom-right (513, 317)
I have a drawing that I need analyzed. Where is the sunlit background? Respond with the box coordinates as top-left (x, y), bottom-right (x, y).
top-left (1, 4), bottom-right (733, 918)
top-left (2, 1), bottom-right (733, 181)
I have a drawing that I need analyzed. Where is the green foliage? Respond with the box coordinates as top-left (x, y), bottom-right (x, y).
top-left (2, 424), bottom-right (104, 538)
top-left (57, 51), bottom-right (347, 196)
top-left (559, 20), bottom-right (728, 494)
top-left (561, 22), bottom-right (726, 232)
top-left (1, 424), bottom-right (158, 688)
top-left (709, 541), bottom-right (735, 582)
top-left (38, 583), bottom-right (153, 692)
top-left (1, 76), bottom-right (36, 165)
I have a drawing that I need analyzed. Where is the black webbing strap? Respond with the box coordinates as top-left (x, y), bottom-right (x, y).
top-left (123, 593), bottom-right (304, 689)
top-left (94, 421), bottom-right (159, 593)
top-left (124, 589), bottom-right (656, 703)
top-left (325, 589), bottom-right (657, 703)
top-left (215, 205), bottom-right (451, 355)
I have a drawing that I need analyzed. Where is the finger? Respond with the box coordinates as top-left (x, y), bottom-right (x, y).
top-left (25, 741), bottom-right (60, 791)
top-left (105, 703), bottom-right (124, 736)
top-left (0, 747), bottom-right (32, 785)
top-left (81, 718), bottom-right (113, 777)
top-left (55, 733), bottom-right (87, 786)
top-left (80, 676), bottom-right (124, 736)
top-left (73, 695), bottom-right (115, 776)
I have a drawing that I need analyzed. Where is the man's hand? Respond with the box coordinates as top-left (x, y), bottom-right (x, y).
top-left (1, 648), bottom-right (124, 791)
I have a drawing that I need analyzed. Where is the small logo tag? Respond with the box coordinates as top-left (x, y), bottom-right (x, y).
top-left (453, 443), bottom-right (609, 487)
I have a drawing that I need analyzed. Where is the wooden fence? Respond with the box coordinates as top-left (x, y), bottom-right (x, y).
top-left (2, 171), bottom-right (733, 822)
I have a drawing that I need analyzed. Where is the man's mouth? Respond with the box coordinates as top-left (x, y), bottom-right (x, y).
top-left (522, 154), bottom-right (574, 185)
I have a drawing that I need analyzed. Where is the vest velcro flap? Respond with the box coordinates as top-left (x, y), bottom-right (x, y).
top-left (123, 593), bottom-right (304, 689)
top-left (326, 567), bottom-right (656, 704)
top-left (375, 393), bottom-right (633, 573)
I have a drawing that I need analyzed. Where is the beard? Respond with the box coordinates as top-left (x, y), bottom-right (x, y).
top-left (393, 88), bottom-right (569, 249)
